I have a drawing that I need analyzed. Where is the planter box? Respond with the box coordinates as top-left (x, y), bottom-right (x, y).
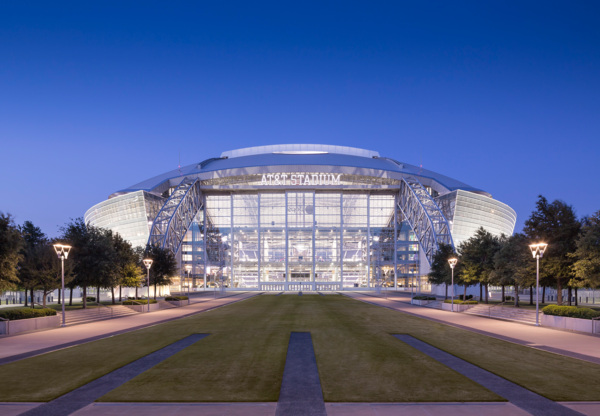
top-left (123, 302), bottom-right (161, 313)
top-left (0, 315), bottom-right (60, 335)
top-left (541, 314), bottom-right (600, 333)
top-left (442, 303), bottom-right (475, 312)
top-left (411, 299), bottom-right (433, 306)
top-left (167, 300), bottom-right (189, 307)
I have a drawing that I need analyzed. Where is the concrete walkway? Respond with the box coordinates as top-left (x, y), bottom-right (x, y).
top-left (0, 292), bottom-right (259, 363)
top-left (344, 291), bottom-right (600, 364)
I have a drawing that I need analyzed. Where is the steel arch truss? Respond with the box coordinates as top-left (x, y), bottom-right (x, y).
top-left (148, 177), bottom-right (203, 255)
top-left (398, 177), bottom-right (454, 265)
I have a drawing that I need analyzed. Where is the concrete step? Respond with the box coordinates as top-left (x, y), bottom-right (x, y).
top-left (65, 305), bottom-right (139, 325)
top-left (464, 304), bottom-right (537, 323)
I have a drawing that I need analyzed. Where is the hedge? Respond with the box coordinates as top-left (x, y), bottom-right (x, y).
top-left (413, 295), bottom-right (436, 300)
top-left (122, 299), bottom-right (157, 305)
top-left (542, 305), bottom-right (600, 320)
top-left (443, 299), bottom-right (478, 305)
top-left (0, 308), bottom-right (57, 321)
top-left (165, 296), bottom-right (189, 301)
top-left (86, 297), bottom-right (96, 302)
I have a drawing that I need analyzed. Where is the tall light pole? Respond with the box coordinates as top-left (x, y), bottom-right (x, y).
top-left (53, 244), bottom-right (72, 327)
top-left (143, 259), bottom-right (153, 313)
top-left (529, 243), bottom-right (548, 326)
top-left (448, 257), bottom-right (458, 312)
top-left (185, 264), bottom-right (192, 301)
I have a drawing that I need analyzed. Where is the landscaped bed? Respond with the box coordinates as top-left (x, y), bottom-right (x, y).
top-left (0, 295), bottom-right (600, 403)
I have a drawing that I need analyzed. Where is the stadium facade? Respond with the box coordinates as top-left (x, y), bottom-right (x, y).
top-left (85, 144), bottom-right (516, 291)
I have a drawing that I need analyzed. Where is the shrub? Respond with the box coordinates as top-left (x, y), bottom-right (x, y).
top-left (504, 296), bottom-right (514, 301)
top-left (459, 294), bottom-right (473, 301)
top-left (0, 308), bottom-right (57, 321)
top-left (86, 297), bottom-right (96, 302)
top-left (165, 296), bottom-right (189, 301)
top-left (122, 299), bottom-right (157, 305)
top-left (542, 305), bottom-right (600, 320)
top-left (413, 295), bottom-right (436, 300)
top-left (443, 299), bottom-right (478, 305)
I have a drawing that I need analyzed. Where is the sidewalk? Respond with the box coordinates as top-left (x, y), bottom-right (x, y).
top-left (344, 291), bottom-right (600, 364)
top-left (0, 291), bottom-right (259, 363)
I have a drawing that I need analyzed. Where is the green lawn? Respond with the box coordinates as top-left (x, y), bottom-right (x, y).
top-left (0, 295), bottom-right (599, 403)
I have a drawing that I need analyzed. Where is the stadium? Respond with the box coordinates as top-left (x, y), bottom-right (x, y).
top-left (85, 144), bottom-right (516, 292)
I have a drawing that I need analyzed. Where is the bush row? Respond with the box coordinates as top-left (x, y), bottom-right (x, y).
top-left (122, 299), bottom-right (157, 305)
top-left (165, 296), bottom-right (189, 301)
top-left (443, 299), bottom-right (478, 305)
top-left (0, 308), bottom-right (57, 321)
top-left (413, 295), bottom-right (436, 300)
top-left (542, 305), bottom-right (600, 320)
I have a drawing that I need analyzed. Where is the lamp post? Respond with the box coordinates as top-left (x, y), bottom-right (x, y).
top-left (143, 259), bottom-right (153, 313)
top-left (529, 243), bottom-right (548, 326)
top-left (185, 265), bottom-right (192, 302)
top-left (53, 244), bottom-right (72, 327)
top-left (448, 258), bottom-right (458, 312)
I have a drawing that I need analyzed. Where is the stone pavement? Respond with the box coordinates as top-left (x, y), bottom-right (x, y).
top-left (344, 291), bottom-right (600, 364)
top-left (0, 291), bottom-right (258, 363)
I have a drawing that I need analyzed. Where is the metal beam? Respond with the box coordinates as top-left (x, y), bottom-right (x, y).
top-left (148, 177), bottom-right (203, 255)
top-left (398, 177), bottom-right (454, 266)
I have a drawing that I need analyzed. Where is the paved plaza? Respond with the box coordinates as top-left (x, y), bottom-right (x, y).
top-left (1, 291), bottom-right (600, 415)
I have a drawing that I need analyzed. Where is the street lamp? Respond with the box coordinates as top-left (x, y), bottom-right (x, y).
top-left (53, 244), bottom-right (72, 327)
top-left (529, 243), bottom-right (548, 326)
top-left (185, 264), bottom-right (192, 301)
top-left (143, 259), bottom-right (153, 312)
top-left (448, 257), bottom-right (458, 312)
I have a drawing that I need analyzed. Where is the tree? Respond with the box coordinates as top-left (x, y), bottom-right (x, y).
top-left (523, 196), bottom-right (580, 305)
top-left (427, 243), bottom-right (458, 299)
top-left (571, 211), bottom-right (600, 289)
top-left (0, 213), bottom-right (22, 292)
top-left (32, 242), bottom-right (72, 307)
top-left (111, 234), bottom-right (142, 302)
top-left (490, 233), bottom-right (533, 306)
top-left (61, 218), bottom-right (117, 308)
top-left (457, 228), bottom-right (501, 303)
top-left (144, 244), bottom-right (177, 299)
top-left (18, 221), bottom-right (46, 306)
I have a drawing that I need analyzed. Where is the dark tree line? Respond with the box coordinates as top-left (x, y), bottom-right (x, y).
top-left (429, 196), bottom-right (599, 306)
top-left (0, 214), bottom-right (178, 308)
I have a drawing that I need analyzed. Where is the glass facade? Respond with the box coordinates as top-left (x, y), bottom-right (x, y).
top-left (181, 192), bottom-right (420, 291)
top-left (437, 190), bottom-right (517, 246)
top-left (84, 191), bottom-right (163, 248)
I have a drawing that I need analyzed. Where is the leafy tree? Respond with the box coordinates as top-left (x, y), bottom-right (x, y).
top-left (490, 233), bottom-right (533, 306)
top-left (0, 213), bottom-right (22, 292)
top-left (18, 221), bottom-right (46, 306)
top-left (427, 243), bottom-right (458, 299)
top-left (457, 228), bottom-right (502, 303)
top-left (523, 196), bottom-right (581, 305)
top-left (111, 234), bottom-right (142, 302)
top-left (144, 244), bottom-right (177, 299)
top-left (571, 211), bottom-right (600, 289)
top-left (32, 242), bottom-right (72, 307)
top-left (62, 218), bottom-right (117, 308)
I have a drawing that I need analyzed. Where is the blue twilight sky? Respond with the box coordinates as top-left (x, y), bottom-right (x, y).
top-left (1, 1), bottom-right (599, 237)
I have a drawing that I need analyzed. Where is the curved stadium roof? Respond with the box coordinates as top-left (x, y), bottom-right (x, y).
top-left (111, 144), bottom-right (488, 197)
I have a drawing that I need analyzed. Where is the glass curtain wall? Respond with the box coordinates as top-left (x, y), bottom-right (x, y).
top-left (182, 191), bottom-right (419, 291)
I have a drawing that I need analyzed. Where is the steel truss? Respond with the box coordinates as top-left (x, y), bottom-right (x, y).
top-left (398, 177), bottom-right (454, 265)
top-left (148, 177), bottom-right (203, 255)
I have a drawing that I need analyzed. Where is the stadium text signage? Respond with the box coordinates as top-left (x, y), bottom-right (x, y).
top-left (260, 173), bottom-right (342, 186)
